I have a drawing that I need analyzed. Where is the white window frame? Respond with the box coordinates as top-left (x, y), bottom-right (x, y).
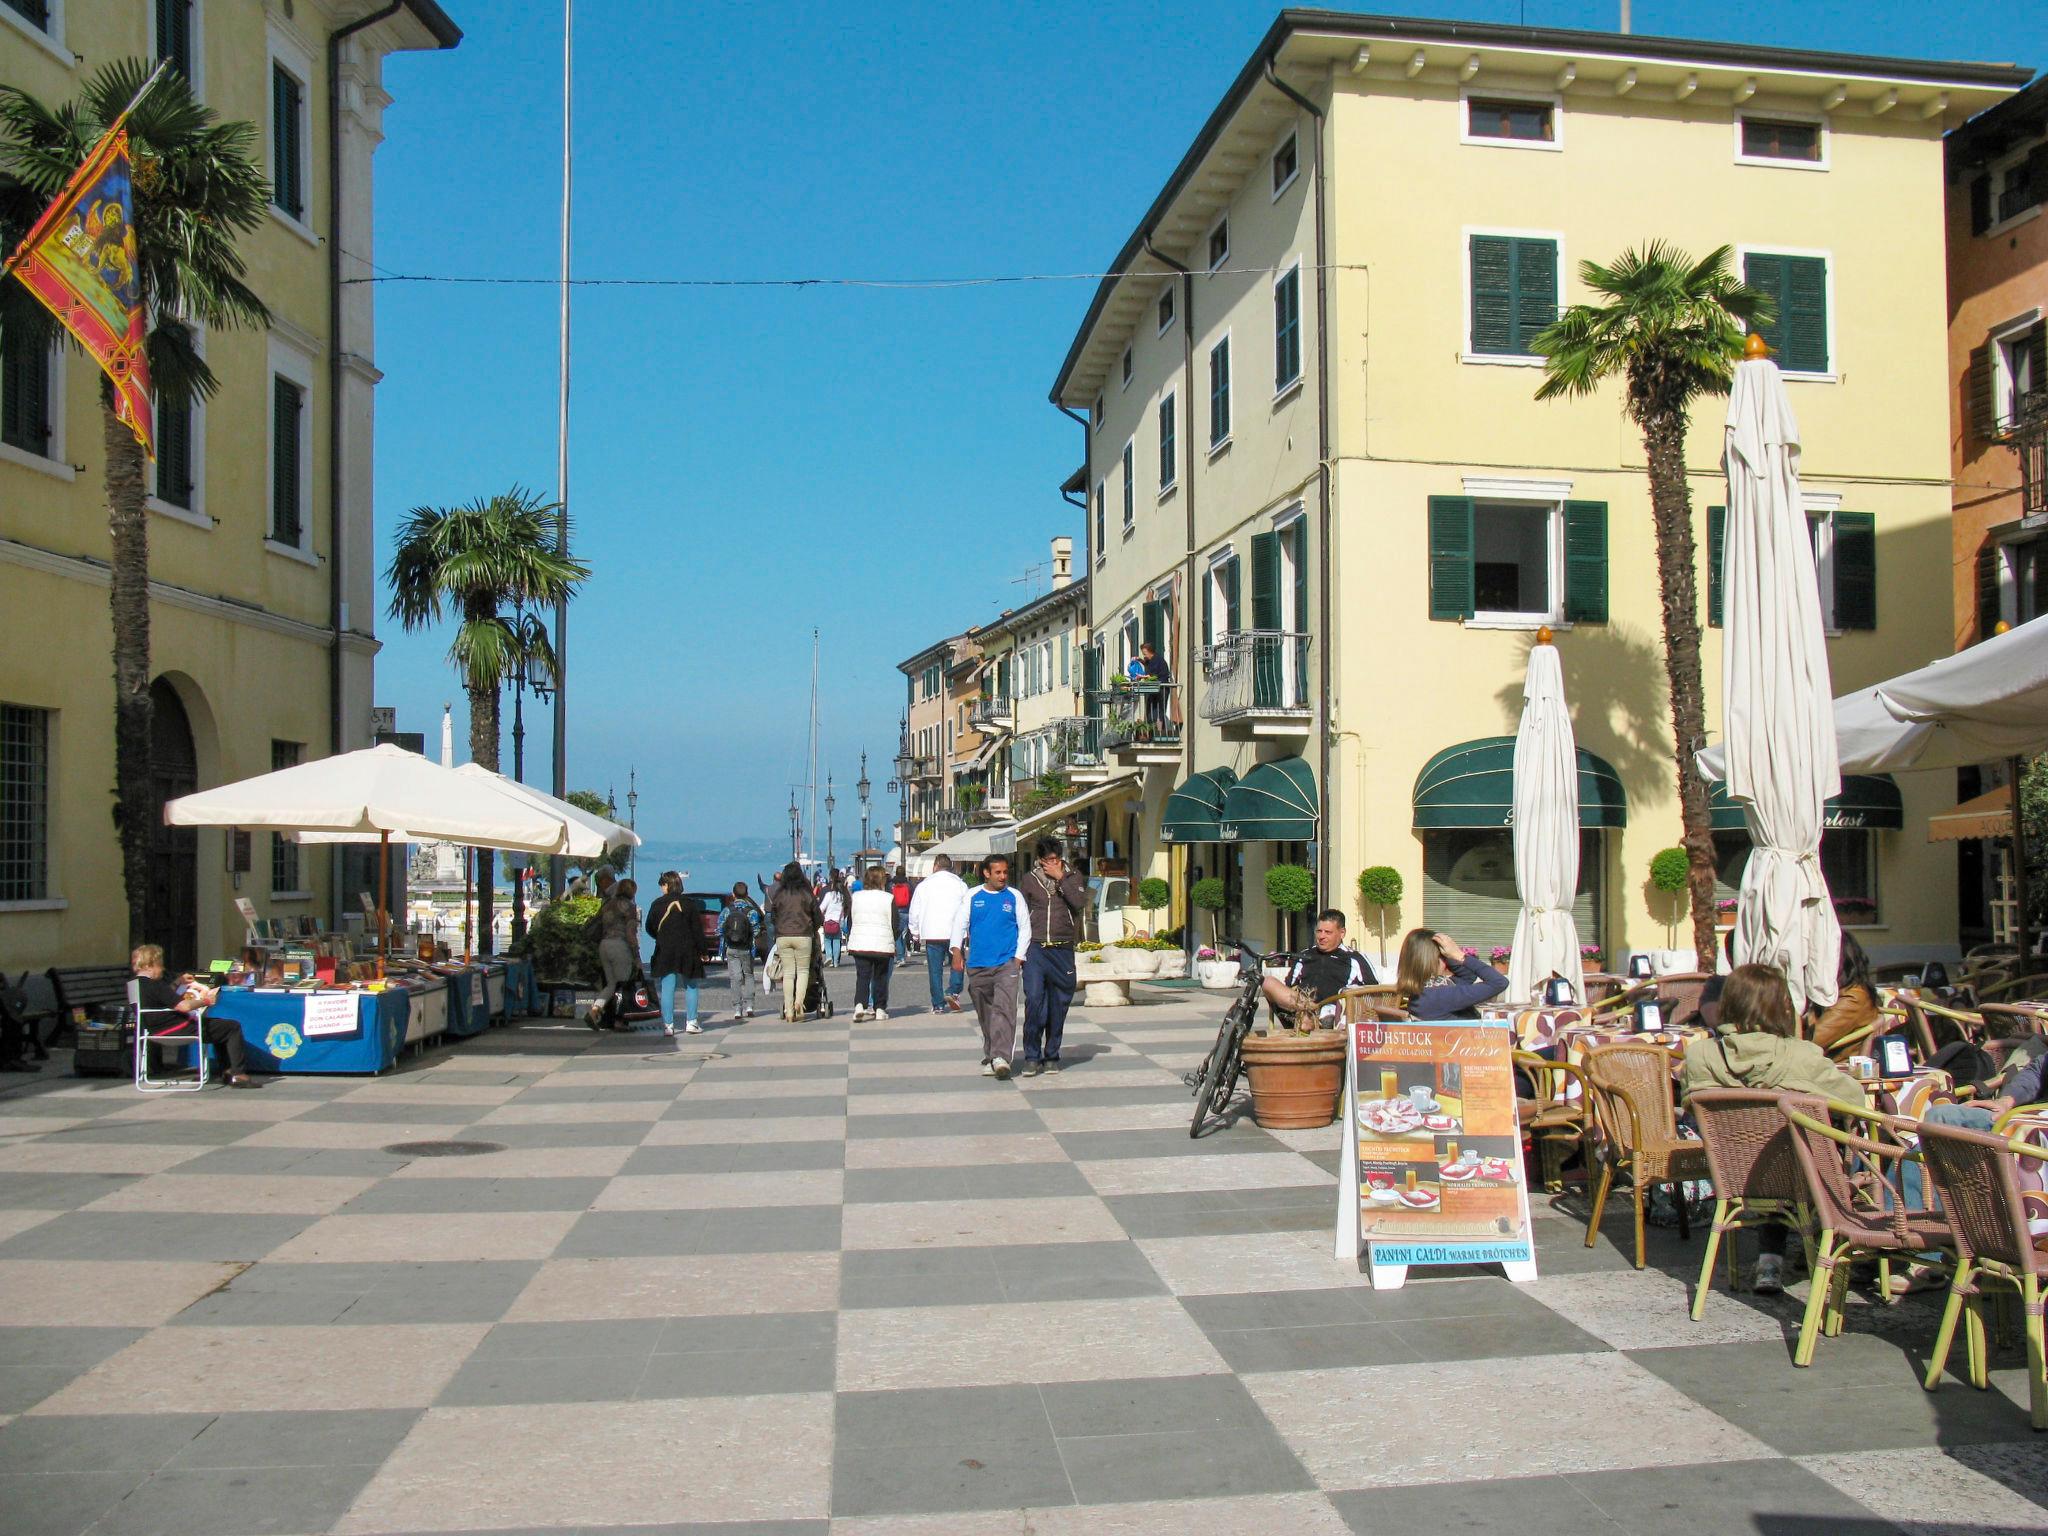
top-left (1461, 225), bottom-right (1566, 368)
top-left (266, 335), bottom-right (316, 564)
top-left (1157, 389), bottom-right (1177, 497)
top-left (1120, 344), bottom-right (1134, 391)
top-left (1735, 243), bottom-right (1838, 383)
top-left (0, 337), bottom-right (70, 482)
top-left (1093, 483), bottom-right (1107, 566)
top-left (1274, 508), bottom-right (1309, 632)
top-left (1459, 87), bottom-right (1564, 153)
top-left (266, 26), bottom-right (318, 247)
top-left (1092, 393), bottom-right (1104, 432)
top-left (1733, 109), bottom-right (1828, 172)
top-left (1206, 545), bottom-right (1239, 645)
top-left (1270, 127), bottom-right (1300, 201)
top-left (1120, 610), bottom-right (1140, 671)
top-left (0, 0), bottom-right (69, 66)
top-left (1273, 260), bottom-right (1304, 399)
top-left (1156, 284), bottom-right (1176, 337)
top-left (1121, 440), bottom-right (1135, 535)
top-left (1466, 492), bottom-right (1565, 629)
top-left (148, 0), bottom-right (204, 100)
top-left (148, 323), bottom-right (209, 529)
top-left (1804, 490), bottom-right (1843, 636)
top-left (1982, 137), bottom-right (2048, 238)
top-left (1208, 331), bottom-right (1232, 455)
top-left (1990, 307), bottom-right (2045, 433)
top-left (1207, 215), bottom-right (1230, 272)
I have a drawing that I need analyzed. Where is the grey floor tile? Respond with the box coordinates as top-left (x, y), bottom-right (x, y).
top-left (671, 1094), bottom-right (848, 1120)
top-left (0, 1174), bottom-right (140, 1211)
top-left (830, 1441), bottom-right (1072, 1518)
top-left (1054, 1128), bottom-right (1287, 1161)
top-left (169, 1408), bottom-right (420, 1468)
top-left (1388, 1310), bottom-right (1610, 1363)
top-left (655, 1312), bottom-right (836, 1354)
top-left (336, 1176), bottom-right (610, 1215)
top-left (459, 1122), bottom-right (649, 1148)
top-left (707, 1065), bottom-right (849, 1084)
top-left (168, 1285), bottom-right (363, 1327)
top-left (1040, 1373), bottom-right (1272, 1437)
top-left (513, 1082), bottom-right (685, 1102)
top-left (622, 1141), bottom-right (844, 1175)
top-left (996, 1240), bottom-right (1170, 1305)
top-left (835, 1382), bottom-right (1051, 1449)
top-left (295, 1100), bottom-right (481, 1124)
top-left (0, 1212), bottom-right (310, 1262)
top-left (1024, 1084), bottom-right (1194, 1108)
top-left (553, 1205), bottom-right (840, 1257)
top-left (0, 1412), bottom-right (210, 1476)
top-left (172, 1259), bottom-right (540, 1328)
top-left (1330, 1475), bottom-right (1617, 1535)
top-left (435, 1350), bottom-right (650, 1406)
top-left (475, 1318), bottom-right (669, 1358)
top-left (845, 1112), bottom-right (1045, 1140)
top-left (636, 1342), bottom-right (834, 1397)
top-left (0, 1328), bottom-right (145, 1414)
top-left (1056, 1424), bottom-right (1316, 1504)
top-left (1203, 1320), bottom-right (1427, 1373)
top-left (843, 1163), bottom-right (1092, 1204)
top-left (0, 1470), bottom-right (147, 1536)
top-left (88, 1461), bottom-right (385, 1536)
top-left (168, 1147), bottom-right (408, 1179)
top-left (1576, 1458), bottom-right (1896, 1535)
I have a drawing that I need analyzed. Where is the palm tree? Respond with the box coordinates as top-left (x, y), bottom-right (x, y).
top-left (386, 488), bottom-right (588, 952)
top-left (0, 62), bottom-right (268, 946)
top-left (1532, 243), bottom-right (1771, 964)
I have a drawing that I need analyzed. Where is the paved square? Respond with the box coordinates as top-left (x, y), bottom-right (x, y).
top-left (2, 970), bottom-right (2044, 1532)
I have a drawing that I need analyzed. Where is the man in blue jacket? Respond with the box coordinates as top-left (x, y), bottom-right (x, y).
top-left (949, 852), bottom-right (1032, 1079)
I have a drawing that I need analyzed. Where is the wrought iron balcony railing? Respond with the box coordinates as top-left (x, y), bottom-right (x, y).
top-left (1009, 717), bottom-right (1104, 781)
top-left (1088, 680), bottom-right (1182, 750)
top-left (1200, 631), bottom-right (1313, 724)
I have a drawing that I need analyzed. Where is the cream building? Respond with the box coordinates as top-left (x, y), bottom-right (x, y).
top-left (0, 0), bottom-right (460, 969)
top-left (1050, 12), bottom-right (2026, 963)
top-left (976, 538), bottom-right (1091, 823)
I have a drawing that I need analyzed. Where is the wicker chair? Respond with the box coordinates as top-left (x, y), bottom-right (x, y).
top-left (1515, 1049), bottom-right (1589, 1193)
top-left (1582, 1042), bottom-right (1709, 1268)
top-left (1656, 972), bottom-right (1715, 1028)
top-left (1978, 973), bottom-right (2048, 1004)
top-left (1913, 1117), bottom-right (2047, 1430)
top-left (1978, 1002), bottom-right (2048, 1041)
top-left (1780, 1099), bottom-right (1954, 1368)
top-left (1686, 1088), bottom-right (1816, 1319)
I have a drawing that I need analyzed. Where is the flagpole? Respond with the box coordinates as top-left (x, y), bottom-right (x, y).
top-left (548, 0), bottom-right (573, 904)
top-left (116, 57), bottom-right (173, 123)
top-left (0, 59), bottom-right (172, 283)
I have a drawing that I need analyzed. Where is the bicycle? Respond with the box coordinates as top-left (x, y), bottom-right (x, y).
top-left (1187, 940), bottom-right (1285, 1138)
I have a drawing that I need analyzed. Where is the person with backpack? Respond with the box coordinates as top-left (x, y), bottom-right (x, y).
top-left (722, 881), bottom-right (762, 1020)
top-left (646, 872), bottom-right (706, 1037)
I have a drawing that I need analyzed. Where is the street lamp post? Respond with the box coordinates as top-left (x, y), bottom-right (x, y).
top-left (825, 776), bottom-right (836, 875)
top-left (625, 769), bottom-right (637, 880)
top-left (788, 793), bottom-right (801, 864)
top-left (508, 607), bottom-right (553, 944)
top-left (857, 754), bottom-right (871, 877)
top-left (891, 717), bottom-right (913, 877)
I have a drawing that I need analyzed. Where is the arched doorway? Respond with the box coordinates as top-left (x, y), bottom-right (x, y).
top-left (147, 678), bottom-right (199, 970)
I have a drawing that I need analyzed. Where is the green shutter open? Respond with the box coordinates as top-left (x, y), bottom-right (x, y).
top-left (1746, 253), bottom-right (1829, 374)
top-left (1141, 600), bottom-right (1165, 657)
top-left (1563, 500), bottom-right (1607, 623)
top-left (1251, 531), bottom-right (1281, 631)
top-left (1977, 542), bottom-right (2004, 642)
top-left (1707, 505), bottom-right (1726, 628)
top-left (1832, 511), bottom-right (1876, 630)
top-left (1428, 495), bottom-right (1475, 621)
top-left (1968, 342), bottom-right (1999, 443)
top-left (1469, 236), bottom-right (1514, 354)
top-left (1201, 572), bottom-right (1213, 647)
top-left (1223, 560), bottom-right (1241, 633)
top-left (1516, 238), bottom-right (1558, 349)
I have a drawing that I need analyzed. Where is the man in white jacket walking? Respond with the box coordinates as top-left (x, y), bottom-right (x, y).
top-left (907, 854), bottom-right (969, 1014)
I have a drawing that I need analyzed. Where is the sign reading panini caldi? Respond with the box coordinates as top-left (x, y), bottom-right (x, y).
top-left (1337, 1013), bottom-right (1537, 1288)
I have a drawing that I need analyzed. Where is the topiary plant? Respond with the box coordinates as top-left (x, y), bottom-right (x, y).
top-left (1136, 876), bottom-right (1170, 932)
top-left (1266, 863), bottom-right (1316, 950)
top-left (1189, 876), bottom-right (1227, 946)
top-left (1356, 865), bottom-right (1403, 960)
top-left (1648, 846), bottom-right (1690, 948)
top-left (527, 893), bottom-right (602, 985)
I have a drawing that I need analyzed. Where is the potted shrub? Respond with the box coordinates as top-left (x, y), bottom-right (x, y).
top-left (1265, 863), bottom-right (1315, 951)
top-left (1240, 1022), bottom-right (1347, 1128)
top-left (1356, 865), bottom-right (1403, 964)
top-left (1648, 846), bottom-right (1689, 948)
top-left (1189, 877), bottom-right (1227, 951)
top-left (1147, 936), bottom-right (1187, 979)
top-left (1194, 945), bottom-right (1237, 988)
top-left (1135, 875), bottom-right (1170, 937)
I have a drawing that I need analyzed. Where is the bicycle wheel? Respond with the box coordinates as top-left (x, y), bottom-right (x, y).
top-left (1189, 1004), bottom-right (1249, 1138)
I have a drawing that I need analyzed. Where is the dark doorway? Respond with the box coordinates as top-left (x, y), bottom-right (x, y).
top-left (146, 678), bottom-right (199, 971)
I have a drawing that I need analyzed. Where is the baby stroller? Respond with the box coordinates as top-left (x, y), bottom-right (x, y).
top-left (802, 922), bottom-right (834, 1019)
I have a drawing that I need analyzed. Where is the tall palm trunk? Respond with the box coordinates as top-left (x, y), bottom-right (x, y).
top-left (467, 682), bottom-right (501, 955)
top-left (105, 402), bottom-right (155, 950)
top-left (1640, 407), bottom-right (1720, 964)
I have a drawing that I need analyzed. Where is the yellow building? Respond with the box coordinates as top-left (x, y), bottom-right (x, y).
top-left (0, 0), bottom-right (460, 970)
top-left (1051, 13), bottom-right (2027, 965)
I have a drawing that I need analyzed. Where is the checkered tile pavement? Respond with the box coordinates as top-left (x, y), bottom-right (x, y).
top-left (2, 968), bottom-right (2045, 1535)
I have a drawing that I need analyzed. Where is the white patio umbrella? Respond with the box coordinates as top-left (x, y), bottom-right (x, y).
top-left (295, 766), bottom-right (640, 861)
top-left (1719, 341), bottom-right (1840, 1013)
top-left (1507, 635), bottom-right (1585, 1006)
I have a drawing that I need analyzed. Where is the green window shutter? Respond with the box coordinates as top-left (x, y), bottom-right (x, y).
top-left (1201, 572), bottom-right (1213, 646)
top-left (156, 395), bottom-right (193, 508)
top-left (1250, 531), bottom-right (1281, 631)
top-left (1469, 236), bottom-right (1514, 355)
top-left (1833, 512), bottom-right (1876, 630)
top-left (1707, 505), bottom-right (1726, 628)
top-left (1141, 600), bottom-right (1165, 656)
top-left (1515, 239), bottom-right (1558, 352)
top-left (1, 329), bottom-right (49, 453)
top-left (1224, 560), bottom-right (1241, 634)
top-left (1428, 495), bottom-right (1475, 621)
top-left (272, 66), bottom-right (303, 220)
top-left (2027, 323), bottom-right (2048, 408)
top-left (1290, 523), bottom-right (1308, 631)
top-left (1746, 253), bottom-right (1828, 373)
top-left (158, 0), bottom-right (192, 78)
top-left (272, 376), bottom-right (303, 545)
top-left (1562, 501), bottom-right (1608, 623)
top-left (1209, 338), bottom-right (1230, 445)
top-left (1968, 341), bottom-right (2000, 443)
top-left (1976, 541), bottom-right (2005, 643)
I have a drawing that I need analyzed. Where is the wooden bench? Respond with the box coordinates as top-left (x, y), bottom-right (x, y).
top-left (49, 966), bottom-right (136, 1077)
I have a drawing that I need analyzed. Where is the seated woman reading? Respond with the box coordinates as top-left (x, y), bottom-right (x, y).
top-left (132, 944), bottom-right (255, 1087)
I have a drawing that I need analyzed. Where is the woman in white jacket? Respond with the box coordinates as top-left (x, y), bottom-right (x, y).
top-left (846, 866), bottom-right (901, 1021)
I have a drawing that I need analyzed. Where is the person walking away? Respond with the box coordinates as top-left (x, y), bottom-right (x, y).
top-left (1137, 641), bottom-right (1172, 729)
top-left (1019, 838), bottom-right (1088, 1075)
top-left (593, 878), bottom-right (644, 1029)
top-left (890, 867), bottom-right (912, 962)
top-left (821, 876), bottom-right (847, 968)
top-left (722, 881), bottom-right (762, 1019)
top-left (768, 862), bottom-right (823, 1023)
top-left (1262, 910), bottom-right (1375, 1028)
top-left (847, 866), bottom-right (899, 1021)
top-left (950, 851), bottom-right (1031, 1078)
top-left (910, 854), bottom-right (969, 1013)
top-left (646, 872), bottom-right (706, 1036)
top-left (131, 944), bottom-right (255, 1086)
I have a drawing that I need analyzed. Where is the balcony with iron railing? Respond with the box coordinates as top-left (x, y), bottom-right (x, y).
top-left (1010, 716), bottom-right (1108, 785)
top-left (2016, 387), bottom-right (2048, 521)
top-left (1089, 680), bottom-right (1182, 766)
top-left (970, 695), bottom-right (1013, 731)
top-left (904, 754), bottom-right (943, 784)
top-left (1201, 631), bottom-right (1314, 737)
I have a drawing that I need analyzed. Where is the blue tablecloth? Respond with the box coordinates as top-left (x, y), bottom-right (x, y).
top-left (499, 958), bottom-right (537, 1018)
top-left (213, 987), bottom-right (407, 1074)
top-left (446, 968), bottom-right (493, 1038)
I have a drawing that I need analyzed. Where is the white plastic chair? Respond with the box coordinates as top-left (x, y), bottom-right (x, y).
top-left (131, 979), bottom-right (208, 1093)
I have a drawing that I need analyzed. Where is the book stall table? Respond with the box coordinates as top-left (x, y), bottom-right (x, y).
top-left (214, 985), bottom-right (411, 1074)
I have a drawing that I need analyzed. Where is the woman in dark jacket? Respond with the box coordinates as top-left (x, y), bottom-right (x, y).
top-left (646, 871), bottom-right (705, 1037)
top-left (768, 862), bottom-right (823, 1022)
top-left (1393, 929), bottom-right (1509, 1020)
top-left (593, 878), bottom-right (643, 1030)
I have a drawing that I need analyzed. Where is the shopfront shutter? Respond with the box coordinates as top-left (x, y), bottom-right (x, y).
top-left (1421, 832), bottom-right (1604, 955)
top-left (1969, 342), bottom-right (2000, 443)
top-left (1782, 256), bottom-right (1829, 374)
top-left (1428, 495), bottom-right (1475, 621)
top-left (1562, 501), bottom-right (1608, 623)
top-left (1469, 236), bottom-right (1515, 354)
top-left (1707, 505), bottom-right (1726, 628)
top-left (1251, 532), bottom-right (1281, 631)
top-left (1515, 239), bottom-right (1558, 351)
top-left (1832, 512), bottom-right (1876, 631)
top-left (1970, 173), bottom-right (1993, 236)
top-left (1977, 541), bottom-right (2005, 643)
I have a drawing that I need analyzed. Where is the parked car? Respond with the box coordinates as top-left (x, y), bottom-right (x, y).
top-left (690, 890), bottom-right (730, 960)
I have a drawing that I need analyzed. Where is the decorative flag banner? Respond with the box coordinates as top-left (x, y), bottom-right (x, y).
top-left (3, 121), bottom-right (153, 458)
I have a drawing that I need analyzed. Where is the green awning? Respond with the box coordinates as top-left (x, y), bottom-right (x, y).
top-left (1413, 736), bottom-right (1627, 830)
top-left (1220, 757), bottom-right (1317, 841)
top-left (1162, 767), bottom-right (1237, 844)
top-left (1707, 773), bottom-right (1902, 832)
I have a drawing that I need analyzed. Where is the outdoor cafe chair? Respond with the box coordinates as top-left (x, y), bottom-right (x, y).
top-left (1687, 1089), bottom-right (1818, 1320)
top-left (1582, 1042), bottom-right (1709, 1269)
top-left (1514, 1049), bottom-right (1588, 1193)
top-left (130, 979), bottom-right (207, 1094)
top-left (1912, 1115), bottom-right (2048, 1430)
top-left (1979, 1002), bottom-right (2048, 1041)
top-left (1979, 973), bottom-right (2048, 1005)
top-left (1780, 1099), bottom-right (1953, 1368)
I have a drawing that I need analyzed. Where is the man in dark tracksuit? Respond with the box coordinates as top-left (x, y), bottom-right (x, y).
top-left (1018, 837), bottom-right (1089, 1077)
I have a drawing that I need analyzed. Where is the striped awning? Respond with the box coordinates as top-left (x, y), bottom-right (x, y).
top-left (1220, 757), bottom-right (1317, 842)
top-left (1706, 774), bottom-right (1903, 832)
top-left (1162, 767), bottom-right (1237, 844)
top-left (1413, 737), bottom-right (1626, 830)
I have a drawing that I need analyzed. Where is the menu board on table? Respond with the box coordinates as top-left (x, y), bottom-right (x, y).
top-left (1336, 1015), bottom-right (1537, 1289)
top-left (301, 989), bottom-right (361, 1038)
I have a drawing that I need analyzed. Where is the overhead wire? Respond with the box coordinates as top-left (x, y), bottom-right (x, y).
top-left (337, 253), bottom-right (1374, 290)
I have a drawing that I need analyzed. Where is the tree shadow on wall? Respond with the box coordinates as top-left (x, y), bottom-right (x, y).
top-left (1486, 621), bottom-right (1675, 799)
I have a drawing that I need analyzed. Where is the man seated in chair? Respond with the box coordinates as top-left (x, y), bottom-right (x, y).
top-left (132, 944), bottom-right (255, 1087)
top-left (1261, 909), bottom-right (1372, 1029)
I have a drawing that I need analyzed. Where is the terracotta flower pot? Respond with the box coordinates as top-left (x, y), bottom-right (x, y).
top-left (1241, 1028), bottom-right (1347, 1129)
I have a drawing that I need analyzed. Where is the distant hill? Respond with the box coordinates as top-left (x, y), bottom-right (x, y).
top-left (633, 834), bottom-right (784, 862)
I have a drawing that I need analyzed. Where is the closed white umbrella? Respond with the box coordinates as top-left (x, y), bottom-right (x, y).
top-left (1720, 343), bottom-right (1839, 1012)
top-left (1508, 636), bottom-right (1584, 1006)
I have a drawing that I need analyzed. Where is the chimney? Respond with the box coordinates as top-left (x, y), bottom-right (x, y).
top-left (1051, 536), bottom-right (1073, 589)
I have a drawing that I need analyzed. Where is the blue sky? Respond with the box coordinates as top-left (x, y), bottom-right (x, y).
top-left (367, 0), bottom-right (2042, 843)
